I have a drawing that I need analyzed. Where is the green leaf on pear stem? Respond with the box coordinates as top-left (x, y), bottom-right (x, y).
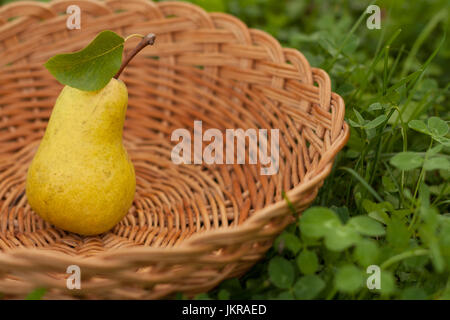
top-left (44, 30), bottom-right (124, 91)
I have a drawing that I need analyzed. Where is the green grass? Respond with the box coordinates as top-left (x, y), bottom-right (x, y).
top-left (2, 0), bottom-right (449, 300)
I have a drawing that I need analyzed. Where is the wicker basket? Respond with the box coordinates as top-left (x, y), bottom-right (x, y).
top-left (0, 0), bottom-right (349, 299)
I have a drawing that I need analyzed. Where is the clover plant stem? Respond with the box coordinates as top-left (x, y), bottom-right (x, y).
top-left (326, 287), bottom-right (337, 300)
top-left (368, 108), bottom-right (396, 186)
top-left (431, 180), bottom-right (449, 206)
top-left (381, 249), bottom-right (429, 270)
top-left (408, 138), bottom-right (434, 230)
top-left (114, 33), bottom-right (156, 79)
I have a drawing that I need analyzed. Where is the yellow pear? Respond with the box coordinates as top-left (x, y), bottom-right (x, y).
top-left (26, 78), bottom-right (136, 235)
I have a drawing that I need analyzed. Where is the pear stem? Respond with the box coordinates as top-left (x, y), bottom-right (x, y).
top-left (114, 33), bottom-right (156, 79)
top-left (124, 33), bottom-right (145, 42)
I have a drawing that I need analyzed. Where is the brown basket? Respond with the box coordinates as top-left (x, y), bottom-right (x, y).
top-left (0, 0), bottom-right (349, 299)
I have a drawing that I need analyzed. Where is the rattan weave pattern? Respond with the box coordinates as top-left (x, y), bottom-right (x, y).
top-left (0, 0), bottom-right (349, 299)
